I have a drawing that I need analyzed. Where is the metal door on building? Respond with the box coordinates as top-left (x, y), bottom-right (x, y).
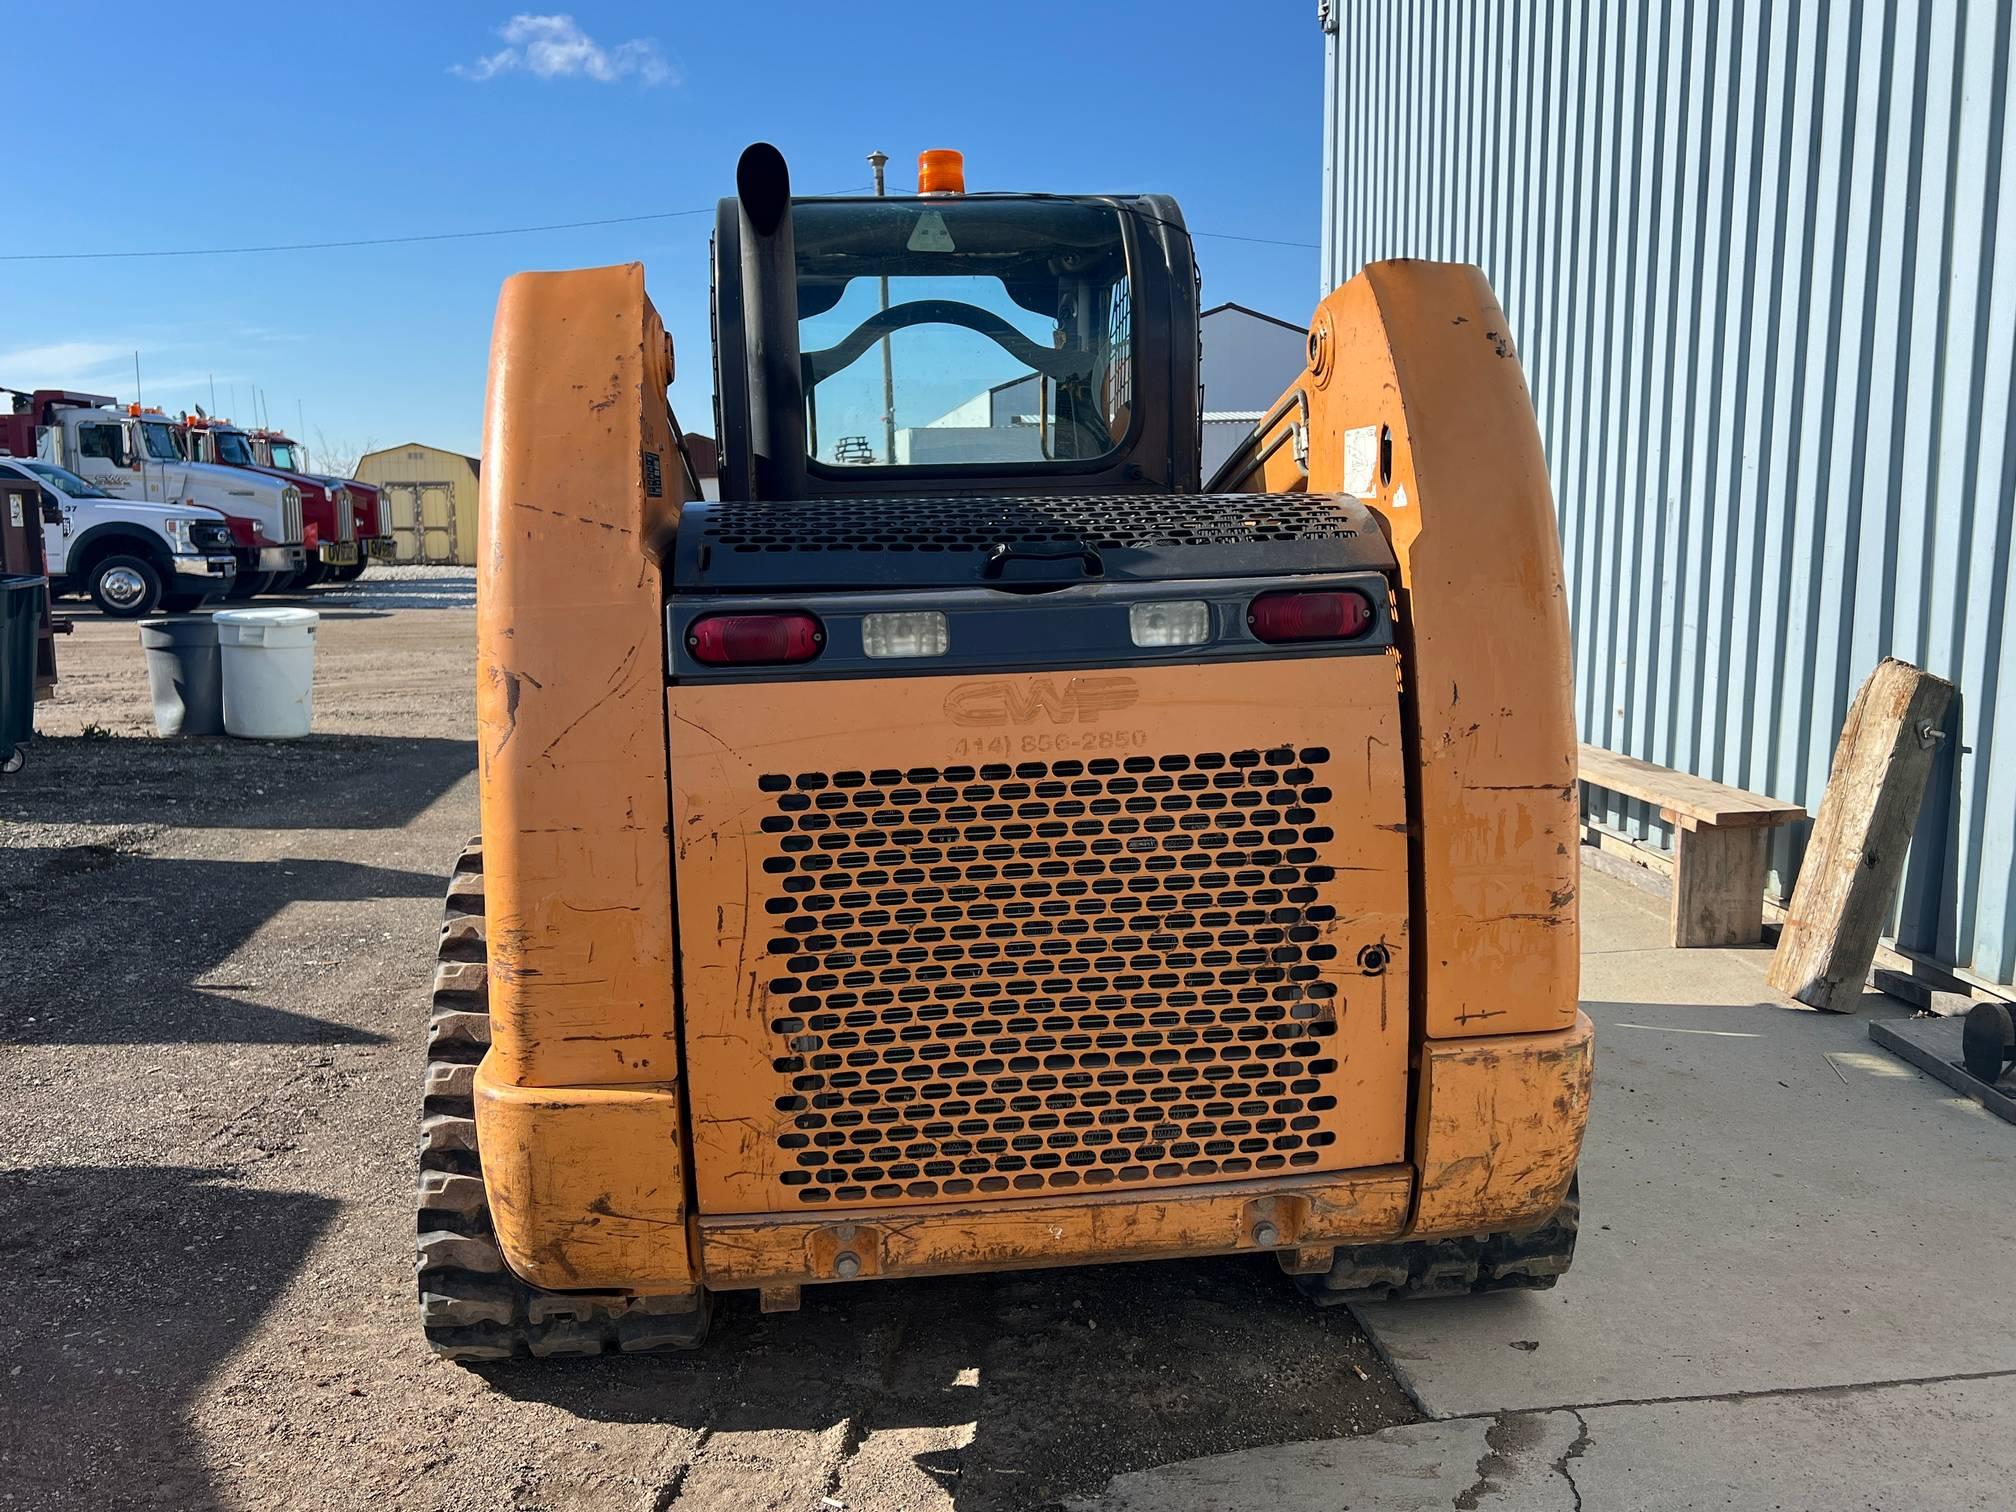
top-left (385, 482), bottom-right (459, 564)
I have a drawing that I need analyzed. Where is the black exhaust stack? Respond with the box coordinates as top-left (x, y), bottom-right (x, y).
top-left (736, 143), bottom-right (808, 499)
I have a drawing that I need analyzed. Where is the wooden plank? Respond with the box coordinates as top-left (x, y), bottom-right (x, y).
top-left (1871, 967), bottom-right (1978, 1018)
top-left (1667, 807), bottom-right (1804, 831)
top-left (1578, 743), bottom-right (1805, 827)
top-left (1767, 659), bottom-right (1956, 1012)
top-left (1882, 940), bottom-right (2016, 1009)
top-left (1670, 823), bottom-right (1770, 947)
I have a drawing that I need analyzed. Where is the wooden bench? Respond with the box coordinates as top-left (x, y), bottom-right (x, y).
top-left (1577, 744), bottom-right (1807, 948)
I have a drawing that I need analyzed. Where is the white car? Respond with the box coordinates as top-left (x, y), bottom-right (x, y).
top-left (0, 457), bottom-right (237, 616)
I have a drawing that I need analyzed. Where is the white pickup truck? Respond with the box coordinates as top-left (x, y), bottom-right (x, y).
top-left (0, 457), bottom-right (237, 616)
top-left (1, 389), bottom-right (305, 598)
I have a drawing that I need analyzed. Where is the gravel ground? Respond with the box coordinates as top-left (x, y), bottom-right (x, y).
top-left (0, 569), bottom-right (1417, 1512)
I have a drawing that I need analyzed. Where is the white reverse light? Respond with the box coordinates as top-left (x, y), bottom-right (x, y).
top-left (1129, 600), bottom-right (1211, 647)
top-left (862, 611), bottom-right (949, 658)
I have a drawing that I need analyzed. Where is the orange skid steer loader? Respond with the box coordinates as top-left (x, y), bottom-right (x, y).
top-left (415, 144), bottom-right (1591, 1359)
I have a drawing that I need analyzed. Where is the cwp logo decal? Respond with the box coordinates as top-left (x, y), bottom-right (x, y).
top-left (944, 675), bottom-right (1140, 727)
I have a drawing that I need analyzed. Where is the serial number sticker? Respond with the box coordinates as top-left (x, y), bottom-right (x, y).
top-left (953, 729), bottom-right (1150, 759)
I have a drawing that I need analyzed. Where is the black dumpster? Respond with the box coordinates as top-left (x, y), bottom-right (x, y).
top-left (0, 572), bottom-right (46, 772)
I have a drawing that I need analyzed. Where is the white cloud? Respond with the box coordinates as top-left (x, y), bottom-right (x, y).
top-left (0, 341), bottom-right (132, 387)
top-left (0, 341), bottom-right (247, 416)
top-left (453, 14), bottom-right (674, 86)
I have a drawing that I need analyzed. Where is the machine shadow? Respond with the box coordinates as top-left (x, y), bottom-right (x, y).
top-left (298, 576), bottom-right (477, 612)
top-left (0, 1165), bottom-right (338, 1512)
top-left (257, 604), bottom-right (393, 621)
top-left (478, 1251), bottom-right (1411, 1509)
top-left (0, 734), bottom-right (474, 830)
top-left (0, 852), bottom-right (434, 1046)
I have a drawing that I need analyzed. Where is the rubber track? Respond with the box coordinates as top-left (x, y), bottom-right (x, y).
top-left (1296, 1180), bottom-right (1580, 1305)
top-left (414, 843), bottom-right (710, 1360)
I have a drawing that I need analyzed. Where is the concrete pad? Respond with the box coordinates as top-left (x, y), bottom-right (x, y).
top-left (1569, 1377), bottom-right (2013, 1512)
top-left (1072, 1410), bottom-right (1585, 1511)
top-left (1577, 861), bottom-right (1674, 955)
top-left (1358, 870), bottom-right (2016, 1417)
top-left (1076, 1377), bottom-right (2015, 1512)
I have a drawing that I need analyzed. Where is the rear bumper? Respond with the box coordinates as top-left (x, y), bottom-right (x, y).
top-left (471, 1012), bottom-right (1593, 1294)
top-left (694, 1169), bottom-right (1413, 1289)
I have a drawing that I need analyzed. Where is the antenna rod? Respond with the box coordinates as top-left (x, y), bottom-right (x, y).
top-left (868, 149), bottom-right (895, 465)
top-left (134, 351), bottom-right (147, 492)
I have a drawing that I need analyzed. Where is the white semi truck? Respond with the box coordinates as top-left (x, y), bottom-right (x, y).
top-left (1, 388), bottom-right (305, 598)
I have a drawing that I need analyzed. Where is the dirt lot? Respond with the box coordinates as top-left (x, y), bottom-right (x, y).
top-left (0, 570), bottom-right (1414, 1512)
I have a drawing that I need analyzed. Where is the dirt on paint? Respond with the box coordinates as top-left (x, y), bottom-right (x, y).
top-left (0, 570), bottom-right (1418, 1512)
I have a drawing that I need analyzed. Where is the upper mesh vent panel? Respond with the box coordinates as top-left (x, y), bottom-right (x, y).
top-left (703, 493), bottom-right (1364, 554)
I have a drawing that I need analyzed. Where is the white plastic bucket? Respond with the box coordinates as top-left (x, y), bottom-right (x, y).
top-left (214, 607), bottom-right (319, 739)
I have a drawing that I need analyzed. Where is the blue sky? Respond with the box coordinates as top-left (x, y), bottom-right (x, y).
top-left (0, 4), bottom-right (1326, 467)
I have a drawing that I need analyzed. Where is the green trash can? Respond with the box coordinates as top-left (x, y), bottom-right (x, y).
top-left (0, 573), bottom-right (45, 774)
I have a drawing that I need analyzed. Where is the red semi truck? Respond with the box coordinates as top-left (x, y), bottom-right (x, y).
top-left (249, 428), bottom-right (392, 581)
top-left (182, 416), bottom-right (356, 589)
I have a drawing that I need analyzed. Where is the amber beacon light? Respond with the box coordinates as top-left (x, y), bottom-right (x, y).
top-left (917, 148), bottom-right (965, 195)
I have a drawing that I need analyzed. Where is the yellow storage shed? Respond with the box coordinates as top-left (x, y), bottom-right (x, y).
top-left (355, 443), bottom-right (481, 565)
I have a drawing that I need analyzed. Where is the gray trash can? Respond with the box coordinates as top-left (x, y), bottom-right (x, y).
top-left (140, 616), bottom-right (224, 736)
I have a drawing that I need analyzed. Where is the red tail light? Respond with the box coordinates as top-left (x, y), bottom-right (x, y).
top-left (688, 612), bottom-right (824, 666)
top-left (1246, 589), bottom-right (1374, 643)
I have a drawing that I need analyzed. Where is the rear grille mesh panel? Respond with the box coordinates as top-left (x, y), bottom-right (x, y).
top-left (751, 747), bottom-right (1351, 1206)
top-left (706, 493), bottom-right (1363, 553)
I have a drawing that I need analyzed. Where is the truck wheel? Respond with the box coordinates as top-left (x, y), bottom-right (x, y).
top-left (416, 843), bottom-right (713, 1361)
top-left (294, 561), bottom-right (327, 590)
top-left (226, 571), bottom-right (275, 600)
top-left (1297, 1176), bottom-right (1581, 1305)
top-left (88, 554), bottom-right (165, 618)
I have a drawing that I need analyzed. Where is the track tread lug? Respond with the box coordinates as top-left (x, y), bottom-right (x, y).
top-left (419, 1113), bottom-right (479, 1155)
top-left (426, 1012), bottom-right (490, 1050)
top-left (424, 1062), bottom-right (477, 1100)
top-left (418, 1170), bottom-right (488, 1214)
top-left (418, 1229), bottom-right (506, 1274)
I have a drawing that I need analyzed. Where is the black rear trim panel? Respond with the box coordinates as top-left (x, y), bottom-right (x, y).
top-left (668, 572), bottom-right (1395, 684)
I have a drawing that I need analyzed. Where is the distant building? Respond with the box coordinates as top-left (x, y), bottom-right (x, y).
top-left (897, 379), bottom-right (1049, 466)
top-left (1198, 302), bottom-right (1312, 483)
top-left (892, 301), bottom-right (1311, 476)
top-left (354, 443), bottom-right (481, 565)
top-left (680, 432), bottom-right (721, 500)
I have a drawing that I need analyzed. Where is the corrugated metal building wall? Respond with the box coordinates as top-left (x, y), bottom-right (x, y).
top-left (1320, 0), bottom-right (2014, 987)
